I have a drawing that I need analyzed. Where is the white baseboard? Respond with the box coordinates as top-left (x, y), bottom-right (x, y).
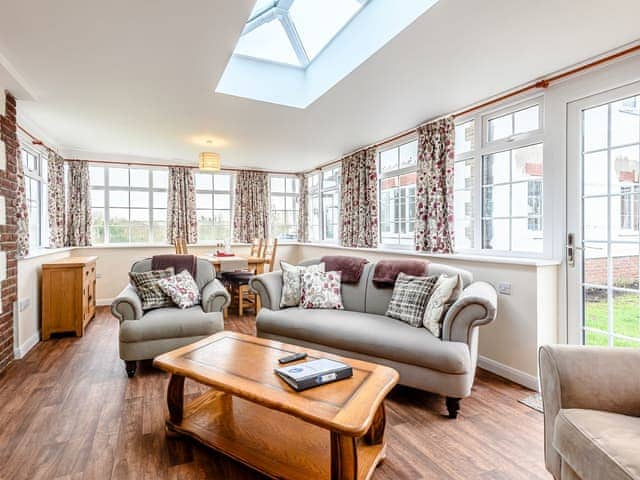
top-left (13, 331), bottom-right (40, 359)
top-left (97, 298), bottom-right (115, 306)
top-left (478, 355), bottom-right (539, 391)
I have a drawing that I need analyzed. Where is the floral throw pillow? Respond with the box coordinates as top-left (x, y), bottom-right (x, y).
top-left (386, 273), bottom-right (438, 327)
top-left (300, 270), bottom-right (344, 310)
top-left (129, 267), bottom-right (175, 310)
top-left (422, 274), bottom-right (462, 337)
top-left (158, 270), bottom-right (201, 309)
top-left (280, 261), bottom-right (325, 308)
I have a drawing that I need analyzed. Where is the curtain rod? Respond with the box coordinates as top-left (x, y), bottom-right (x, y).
top-left (306, 42), bottom-right (640, 174)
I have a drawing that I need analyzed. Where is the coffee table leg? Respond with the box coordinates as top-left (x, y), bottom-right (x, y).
top-left (364, 402), bottom-right (386, 445)
top-left (331, 432), bottom-right (358, 480)
top-left (167, 374), bottom-right (185, 425)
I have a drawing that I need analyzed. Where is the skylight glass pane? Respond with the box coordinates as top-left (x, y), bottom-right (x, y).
top-left (289, 0), bottom-right (364, 60)
top-left (249, 0), bottom-right (275, 21)
top-left (235, 18), bottom-right (301, 66)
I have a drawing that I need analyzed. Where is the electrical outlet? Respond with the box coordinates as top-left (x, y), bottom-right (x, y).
top-left (96, 273), bottom-right (103, 279)
top-left (498, 282), bottom-right (512, 295)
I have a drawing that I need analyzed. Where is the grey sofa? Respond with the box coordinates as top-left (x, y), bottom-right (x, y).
top-left (539, 345), bottom-right (640, 480)
top-left (250, 259), bottom-right (497, 418)
top-left (112, 257), bottom-right (230, 377)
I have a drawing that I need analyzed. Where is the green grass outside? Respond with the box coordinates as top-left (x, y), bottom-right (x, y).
top-left (584, 292), bottom-right (640, 347)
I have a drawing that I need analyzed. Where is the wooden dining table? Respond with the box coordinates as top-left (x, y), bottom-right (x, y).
top-left (205, 255), bottom-right (269, 275)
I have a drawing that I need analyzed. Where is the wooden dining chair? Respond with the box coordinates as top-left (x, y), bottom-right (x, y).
top-left (249, 238), bottom-right (263, 259)
top-left (174, 237), bottom-right (188, 254)
top-left (234, 238), bottom-right (278, 315)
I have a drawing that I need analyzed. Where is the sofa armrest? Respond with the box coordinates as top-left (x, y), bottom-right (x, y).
top-left (111, 285), bottom-right (143, 322)
top-left (441, 281), bottom-right (497, 344)
top-left (201, 279), bottom-right (231, 313)
top-left (538, 345), bottom-right (640, 478)
top-left (250, 271), bottom-right (283, 311)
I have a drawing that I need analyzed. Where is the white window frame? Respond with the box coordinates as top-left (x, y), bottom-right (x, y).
top-left (377, 135), bottom-right (418, 249)
top-left (20, 144), bottom-right (49, 248)
top-left (455, 96), bottom-right (546, 257)
top-left (269, 174), bottom-right (299, 242)
top-left (307, 166), bottom-right (341, 243)
top-left (90, 164), bottom-right (168, 245)
top-left (194, 171), bottom-right (234, 244)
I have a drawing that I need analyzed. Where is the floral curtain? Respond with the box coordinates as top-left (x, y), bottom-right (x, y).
top-left (339, 147), bottom-right (378, 248)
top-left (297, 173), bottom-right (308, 242)
top-left (233, 170), bottom-right (269, 243)
top-left (66, 160), bottom-right (92, 247)
top-left (415, 116), bottom-right (455, 253)
top-left (15, 146), bottom-right (30, 257)
top-left (47, 151), bottom-right (66, 247)
top-left (167, 167), bottom-right (198, 245)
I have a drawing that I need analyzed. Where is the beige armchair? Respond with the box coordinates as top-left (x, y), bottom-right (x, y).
top-left (538, 345), bottom-right (640, 480)
top-left (112, 257), bottom-right (230, 377)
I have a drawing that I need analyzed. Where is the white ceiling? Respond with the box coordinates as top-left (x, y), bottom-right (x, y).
top-left (1, 0), bottom-right (640, 172)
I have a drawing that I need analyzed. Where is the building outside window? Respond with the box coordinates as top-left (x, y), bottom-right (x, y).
top-left (454, 99), bottom-right (544, 255)
top-left (89, 165), bottom-right (168, 244)
top-left (270, 175), bottom-right (299, 241)
top-left (307, 166), bottom-right (341, 242)
top-left (378, 139), bottom-right (417, 247)
top-left (21, 147), bottom-right (49, 248)
top-left (194, 172), bottom-right (234, 243)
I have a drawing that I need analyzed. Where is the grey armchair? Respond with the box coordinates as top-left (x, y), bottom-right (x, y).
top-left (539, 345), bottom-right (640, 480)
top-left (112, 257), bottom-right (230, 377)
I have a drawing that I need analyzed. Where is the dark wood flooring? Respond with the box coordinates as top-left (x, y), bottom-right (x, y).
top-left (0, 307), bottom-right (550, 479)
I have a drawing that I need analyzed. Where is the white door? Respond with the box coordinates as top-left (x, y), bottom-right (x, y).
top-left (567, 82), bottom-right (640, 347)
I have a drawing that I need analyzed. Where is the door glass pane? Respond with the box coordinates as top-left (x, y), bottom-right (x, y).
top-left (610, 97), bottom-right (639, 147)
top-left (583, 151), bottom-right (607, 196)
top-left (583, 105), bottom-right (608, 152)
top-left (583, 197), bottom-right (608, 241)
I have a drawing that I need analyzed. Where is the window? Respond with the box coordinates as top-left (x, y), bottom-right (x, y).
top-left (378, 139), bottom-right (417, 247)
top-left (454, 99), bottom-right (544, 255)
top-left (90, 166), bottom-right (168, 244)
top-left (234, 0), bottom-right (368, 68)
top-left (307, 166), bottom-right (341, 242)
top-left (270, 175), bottom-right (299, 241)
top-left (21, 147), bottom-right (49, 248)
top-left (195, 172), bottom-right (234, 243)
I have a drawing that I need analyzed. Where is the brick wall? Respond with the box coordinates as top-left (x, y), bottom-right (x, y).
top-left (0, 92), bottom-right (18, 373)
top-left (585, 255), bottom-right (639, 287)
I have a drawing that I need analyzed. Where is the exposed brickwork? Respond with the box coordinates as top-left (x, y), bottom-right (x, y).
top-left (585, 255), bottom-right (639, 288)
top-left (0, 92), bottom-right (18, 373)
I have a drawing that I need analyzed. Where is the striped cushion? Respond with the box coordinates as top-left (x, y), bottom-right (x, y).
top-left (386, 273), bottom-right (438, 327)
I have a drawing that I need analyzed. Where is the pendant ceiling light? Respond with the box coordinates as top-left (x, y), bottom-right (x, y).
top-left (199, 152), bottom-right (221, 171)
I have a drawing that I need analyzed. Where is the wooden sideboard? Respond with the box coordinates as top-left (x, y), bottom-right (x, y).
top-left (42, 256), bottom-right (97, 340)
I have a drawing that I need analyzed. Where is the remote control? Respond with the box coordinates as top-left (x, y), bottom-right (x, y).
top-left (278, 352), bottom-right (308, 364)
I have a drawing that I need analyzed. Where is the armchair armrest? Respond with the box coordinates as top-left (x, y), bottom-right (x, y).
top-left (441, 281), bottom-right (497, 344)
top-left (538, 345), bottom-right (640, 478)
top-left (250, 271), bottom-right (283, 311)
top-left (111, 285), bottom-right (143, 322)
top-left (201, 279), bottom-right (231, 313)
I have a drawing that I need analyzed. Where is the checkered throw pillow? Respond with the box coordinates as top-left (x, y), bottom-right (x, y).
top-left (386, 273), bottom-right (438, 327)
top-left (129, 267), bottom-right (175, 310)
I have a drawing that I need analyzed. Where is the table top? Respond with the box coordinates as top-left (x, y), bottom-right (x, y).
top-left (206, 255), bottom-right (267, 264)
top-left (153, 331), bottom-right (399, 436)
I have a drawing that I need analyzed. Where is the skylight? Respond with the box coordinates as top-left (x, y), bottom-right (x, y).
top-left (234, 0), bottom-right (368, 68)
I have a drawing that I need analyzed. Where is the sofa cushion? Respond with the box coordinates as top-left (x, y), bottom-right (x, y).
top-left (129, 267), bottom-right (175, 310)
top-left (553, 408), bottom-right (640, 480)
top-left (300, 270), bottom-right (344, 310)
top-left (386, 273), bottom-right (437, 327)
top-left (158, 269), bottom-right (201, 309)
top-left (257, 308), bottom-right (470, 374)
top-left (120, 307), bottom-right (222, 343)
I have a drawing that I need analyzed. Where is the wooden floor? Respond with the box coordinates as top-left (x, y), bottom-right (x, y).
top-left (0, 307), bottom-right (550, 480)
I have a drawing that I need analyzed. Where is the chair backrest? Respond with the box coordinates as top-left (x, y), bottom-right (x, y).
top-left (263, 238), bottom-right (278, 273)
top-left (175, 237), bottom-right (188, 254)
top-left (298, 258), bottom-right (473, 314)
top-left (131, 257), bottom-right (214, 291)
top-left (249, 238), bottom-right (263, 257)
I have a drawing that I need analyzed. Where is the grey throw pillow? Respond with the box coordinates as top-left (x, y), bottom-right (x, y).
top-left (129, 267), bottom-right (175, 310)
top-left (423, 274), bottom-right (462, 337)
top-left (386, 273), bottom-right (438, 327)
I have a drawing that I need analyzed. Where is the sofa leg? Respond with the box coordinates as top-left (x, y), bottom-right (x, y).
top-left (125, 360), bottom-right (137, 378)
top-left (446, 397), bottom-right (461, 419)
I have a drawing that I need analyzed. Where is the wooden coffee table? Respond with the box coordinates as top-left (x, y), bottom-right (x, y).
top-left (153, 331), bottom-right (399, 480)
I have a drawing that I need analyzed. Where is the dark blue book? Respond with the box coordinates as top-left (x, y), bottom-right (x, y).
top-left (275, 358), bottom-right (353, 391)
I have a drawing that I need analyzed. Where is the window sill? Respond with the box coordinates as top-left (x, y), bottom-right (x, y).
top-left (19, 247), bottom-right (75, 261)
top-left (74, 242), bottom-right (253, 249)
top-left (299, 242), bottom-right (561, 267)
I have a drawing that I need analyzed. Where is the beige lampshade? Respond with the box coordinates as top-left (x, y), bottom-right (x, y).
top-left (198, 152), bottom-right (221, 171)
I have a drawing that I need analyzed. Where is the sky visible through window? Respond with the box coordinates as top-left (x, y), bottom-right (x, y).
top-left (234, 0), bottom-right (367, 67)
